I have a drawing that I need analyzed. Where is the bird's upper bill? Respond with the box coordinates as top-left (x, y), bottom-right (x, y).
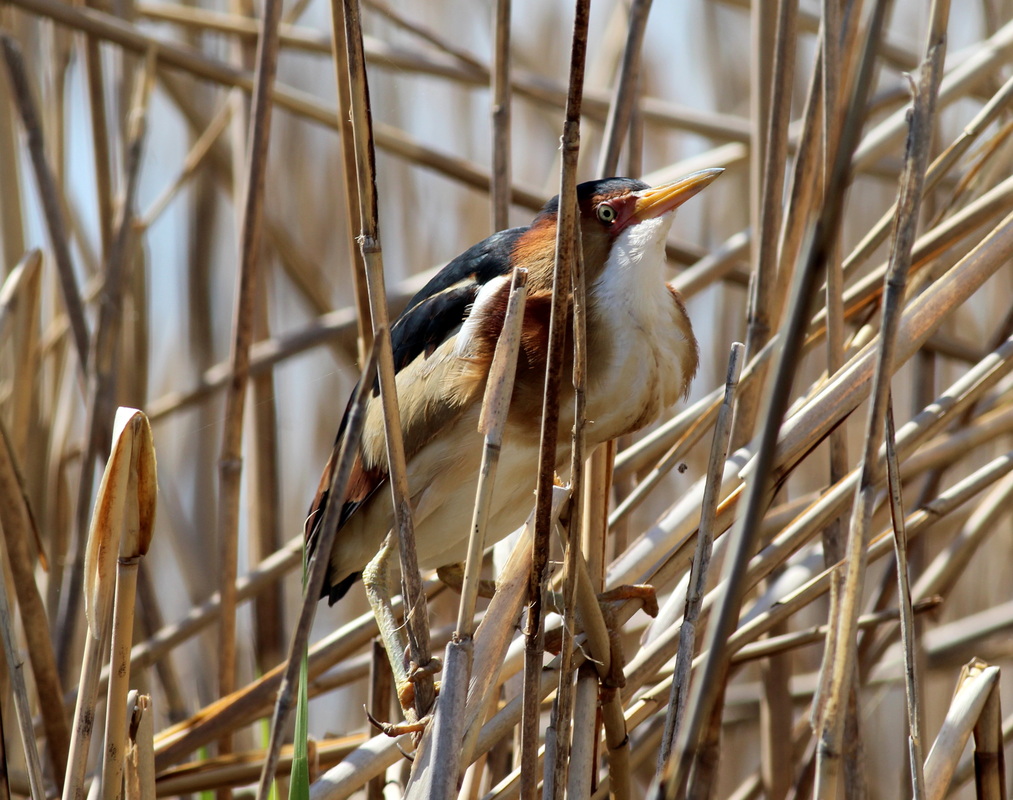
top-left (631, 167), bottom-right (725, 224)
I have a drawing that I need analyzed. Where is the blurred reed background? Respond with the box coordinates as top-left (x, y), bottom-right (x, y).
top-left (0, 0), bottom-right (1012, 797)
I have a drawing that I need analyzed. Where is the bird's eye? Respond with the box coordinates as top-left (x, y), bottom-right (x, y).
top-left (596, 204), bottom-right (617, 224)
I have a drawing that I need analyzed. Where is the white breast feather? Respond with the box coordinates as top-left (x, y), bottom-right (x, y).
top-left (587, 215), bottom-right (692, 442)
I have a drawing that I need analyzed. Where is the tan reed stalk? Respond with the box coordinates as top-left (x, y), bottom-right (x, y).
top-left (248, 280), bottom-right (284, 674)
top-left (326, 0), bottom-right (370, 361)
top-left (365, 641), bottom-right (391, 800)
top-left (971, 678), bottom-right (1006, 800)
top-left (548, 229), bottom-right (588, 797)
top-left (0, 65), bottom-right (25, 270)
top-left (213, 0), bottom-right (282, 777)
top-left (518, 2), bottom-right (589, 796)
top-left (924, 662), bottom-right (1000, 800)
top-left (490, 0), bottom-right (511, 233)
top-left (411, 269), bottom-right (527, 798)
top-left (3, 251), bottom-right (41, 459)
top-left (733, 0), bottom-right (797, 450)
top-left (98, 414), bottom-right (156, 800)
top-left (255, 338), bottom-right (378, 799)
top-left (63, 409), bottom-right (149, 800)
top-left (657, 342), bottom-right (743, 774)
top-left (91, 437), bottom-right (155, 796)
top-left (884, 405), bottom-right (926, 798)
top-left (338, 0), bottom-right (436, 726)
top-left (143, 2), bottom-right (327, 52)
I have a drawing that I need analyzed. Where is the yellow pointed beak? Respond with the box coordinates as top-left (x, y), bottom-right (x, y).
top-left (632, 168), bottom-right (724, 222)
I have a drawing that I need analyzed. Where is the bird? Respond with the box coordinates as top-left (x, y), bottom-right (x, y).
top-left (306, 168), bottom-right (721, 607)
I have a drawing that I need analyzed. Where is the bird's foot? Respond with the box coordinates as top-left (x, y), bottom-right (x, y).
top-left (598, 584), bottom-right (659, 617)
top-left (436, 563), bottom-right (497, 599)
top-left (365, 707), bottom-right (433, 739)
top-left (395, 656), bottom-right (443, 711)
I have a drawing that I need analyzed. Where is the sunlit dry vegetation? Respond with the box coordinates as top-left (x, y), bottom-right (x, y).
top-left (0, 0), bottom-right (1012, 798)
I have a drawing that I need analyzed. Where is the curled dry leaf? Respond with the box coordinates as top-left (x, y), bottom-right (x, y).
top-left (83, 407), bottom-right (158, 639)
top-left (121, 412), bottom-right (158, 559)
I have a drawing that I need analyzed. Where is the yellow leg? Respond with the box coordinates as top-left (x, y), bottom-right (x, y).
top-left (362, 533), bottom-right (440, 728)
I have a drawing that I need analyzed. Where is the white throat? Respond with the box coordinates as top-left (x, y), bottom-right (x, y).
top-left (592, 215), bottom-right (673, 309)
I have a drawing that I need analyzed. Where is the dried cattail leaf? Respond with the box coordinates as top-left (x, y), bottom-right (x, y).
top-left (83, 407), bottom-right (138, 640)
top-left (121, 412), bottom-right (157, 559)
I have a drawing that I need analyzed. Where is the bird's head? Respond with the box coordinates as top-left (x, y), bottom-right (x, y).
top-left (515, 168), bottom-right (724, 289)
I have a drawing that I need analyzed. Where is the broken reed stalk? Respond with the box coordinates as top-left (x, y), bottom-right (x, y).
top-left (99, 413), bottom-right (156, 800)
top-left (657, 342), bottom-right (743, 774)
top-left (254, 339), bottom-right (378, 800)
top-left (123, 693), bottom-right (155, 800)
top-left (971, 677), bottom-right (1006, 800)
top-left (519, 1), bottom-right (589, 797)
top-left (924, 662), bottom-right (1000, 800)
top-left (813, 5), bottom-right (949, 794)
top-left (339, 0), bottom-right (436, 723)
top-left (214, 0), bottom-right (282, 774)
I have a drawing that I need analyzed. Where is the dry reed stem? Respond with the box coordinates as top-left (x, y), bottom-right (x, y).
top-left (460, 487), bottom-right (570, 766)
top-left (884, 405), bottom-right (926, 799)
top-left (99, 411), bottom-right (156, 800)
top-left (326, 0), bottom-right (370, 361)
top-left (658, 342), bottom-right (743, 772)
top-left (519, 2), bottom-right (588, 795)
top-left (3, 1), bottom-right (1012, 797)
top-left (339, 0), bottom-right (436, 725)
top-left (64, 409), bottom-right (149, 800)
top-left (459, 268), bottom-right (528, 637)
top-left (158, 735), bottom-right (364, 796)
top-left (733, 0), bottom-right (796, 449)
top-left (490, 0), bottom-right (511, 233)
top-left (213, 0), bottom-right (282, 776)
top-left (971, 677), bottom-right (1006, 800)
top-left (365, 641), bottom-right (391, 800)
